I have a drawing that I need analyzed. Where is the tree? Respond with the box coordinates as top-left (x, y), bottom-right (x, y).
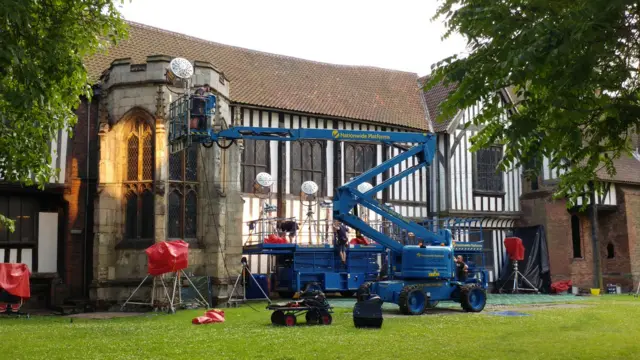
top-left (0, 1), bottom-right (129, 230)
top-left (427, 0), bottom-right (640, 206)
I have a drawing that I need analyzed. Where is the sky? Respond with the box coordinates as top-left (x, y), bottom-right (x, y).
top-left (115, 0), bottom-right (468, 76)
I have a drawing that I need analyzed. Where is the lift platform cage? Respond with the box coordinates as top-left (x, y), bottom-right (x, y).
top-left (420, 217), bottom-right (488, 282)
top-left (168, 92), bottom-right (217, 154)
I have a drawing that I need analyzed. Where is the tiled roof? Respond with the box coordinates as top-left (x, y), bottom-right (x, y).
top-left (84, 22), bottom-right (428, 130)
top-left (597, 152), bottom-right (640, 185)
top-left (418, 75), bottom-right (457, 132)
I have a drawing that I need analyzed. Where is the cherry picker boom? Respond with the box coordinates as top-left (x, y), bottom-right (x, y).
top-left (168, 92), bottom-right (488, 315)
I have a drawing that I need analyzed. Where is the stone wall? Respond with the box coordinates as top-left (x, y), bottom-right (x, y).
top-left (91, 55), bottom-right (242, 307)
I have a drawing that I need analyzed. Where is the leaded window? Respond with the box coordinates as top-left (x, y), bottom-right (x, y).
top-left (0, 195), bottom-right (37, 245)
top-left (473, 146), bottom-right (504, 193)
top-left (168, 144), bottom-right (198, 241)
top-left (241, 140), bottom-right (270, 193)
top-left (124, 120), bottom-right (155, 243)
top-left (344, 143), bottom-right (376, 183)
top-left (290, 140), bottom-right (325, 196)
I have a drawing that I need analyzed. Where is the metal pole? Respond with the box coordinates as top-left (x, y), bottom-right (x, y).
top-left (589, 181), bottom-right (602, 289)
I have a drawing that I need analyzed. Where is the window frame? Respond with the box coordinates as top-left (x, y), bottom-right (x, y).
top-left (241, 139), bottom-right (271, 193)
top-left (290, 140), bottom-right (326, 197)
top-left (167, 144), bottom-right (199, 246)
top-left (571, 214), bottom-right (582, 259)
top-left (472, 145), bottom-right (505, 196)
top-left (343, 142), bottom-right (377, 185)
top-left (118, 120), bottom-right (156, 250)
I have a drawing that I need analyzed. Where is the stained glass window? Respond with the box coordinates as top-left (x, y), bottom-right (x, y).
top-left (124, 120), bottom-right (155, 244)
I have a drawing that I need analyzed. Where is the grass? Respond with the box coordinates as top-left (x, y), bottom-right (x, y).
top-left (1, 295), bottom-right (639, 360)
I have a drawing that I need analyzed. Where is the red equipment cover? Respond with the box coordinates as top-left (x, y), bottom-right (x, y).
top-left (504, 237), bottom-right (525, 261)
top-left (551, 280), bottom-right (572, 294)
top-left (0, 263), bottom-right (31, 298)
top-left (350, 237), bottom-right (369, 245)
top-left (145, 240), bottom-right (189, 276)
top-left (192, 309), bottom-right (225, 325)
top-left (263, 234), bottom-right (288, 244)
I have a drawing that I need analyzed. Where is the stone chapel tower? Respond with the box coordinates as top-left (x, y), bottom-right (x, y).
top-left (92, 55), bottom-right (244, 306)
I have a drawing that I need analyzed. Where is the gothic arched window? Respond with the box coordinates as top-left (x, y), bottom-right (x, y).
top-left (168, 144), bottom-right (198, 243)
top-left (122, 119), bottom-right (155, 247)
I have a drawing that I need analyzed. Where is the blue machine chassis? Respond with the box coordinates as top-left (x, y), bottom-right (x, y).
top-left (243, 243), bottom-right (385, 297)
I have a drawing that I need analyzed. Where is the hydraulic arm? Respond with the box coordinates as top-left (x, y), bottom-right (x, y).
top-left (207, 126), bottom-right (449, 254)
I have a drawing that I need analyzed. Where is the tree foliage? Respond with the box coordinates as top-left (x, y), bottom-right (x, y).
top-left (428, 0), bottom-right (640, 206)
top-left (0, 0), bottom-right (129, 230)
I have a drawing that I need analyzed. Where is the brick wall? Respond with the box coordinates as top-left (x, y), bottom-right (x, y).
top-left (520, 184), bottom-right (640, 292)
top-left (60, 95), bottom-right (99, 300)
top-left (623, 187), bottom-right (640, 291)
top-left (599, 189), bottom-right (632, 290)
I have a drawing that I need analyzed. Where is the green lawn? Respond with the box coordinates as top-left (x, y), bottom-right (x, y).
top-left (1, 295), bottom-right (639, 360)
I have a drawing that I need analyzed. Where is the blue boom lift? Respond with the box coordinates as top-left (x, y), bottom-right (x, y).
top-left (168, 89), bottom-right (488, 316)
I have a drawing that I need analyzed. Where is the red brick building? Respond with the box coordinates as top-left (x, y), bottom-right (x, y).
top-left (519, 150), bottom-right (640, 292)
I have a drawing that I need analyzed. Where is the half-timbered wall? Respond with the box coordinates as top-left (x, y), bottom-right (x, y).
top-left (429, 100), bottom-right (523, 215)
top-left (541, 157), bottom-right (618, 207)
top-left (0, 128), bottom-right (69, 185)
top-left (0, 129), bottom-right (68, 274)
top-left (233, 105), bottom-right (429, 274)
top-left (426, 94), bottom-right (522, 285)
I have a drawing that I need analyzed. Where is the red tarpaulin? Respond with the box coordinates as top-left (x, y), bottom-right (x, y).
top-left (504, 237), bottom-right (525, 261)
top-left (551, 280), bottom-right (572, 294)
top-left (0, 263), bottom-right (31, 298)
top-left (192, 309), bottom-right (225, 325)
top-left (145, 240), bottom-right (189, 276)
top-left (263, 234), bottom-right (288, 244)
top-left (350, 237), bottom-right (369, 245)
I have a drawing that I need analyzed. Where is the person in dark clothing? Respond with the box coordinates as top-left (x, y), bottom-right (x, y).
top-left (277, 220), bottom-right (298, 243)
top-left (455, 255), bottom-right (469, 281)
top-left (333, 221), bottom-right (349, 264)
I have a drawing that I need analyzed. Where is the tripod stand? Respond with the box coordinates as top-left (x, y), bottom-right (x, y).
top-left (499, 237), bottom-right (540, 294)
top-left (498, 260), bottom-right (540, 294)
top-left (227, 258), bottom-right (272, 307)
top-left (299, 203), bottom-right (319, 245)
top-left (121, 270), bottom-right (210, 313)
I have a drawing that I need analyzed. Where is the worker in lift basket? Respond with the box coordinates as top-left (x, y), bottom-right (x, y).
top-left (454, 255), bottom-right (469, 282)
top-left (333, 221), bottom-right (349, 265)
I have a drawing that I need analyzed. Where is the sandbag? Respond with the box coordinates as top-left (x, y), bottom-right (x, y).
top-left (192, 309), bottom-right (225, 325)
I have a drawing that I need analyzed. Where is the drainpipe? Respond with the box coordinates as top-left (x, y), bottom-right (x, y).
top-left (589, 181), bottom-right (602, 289)
top-left (83, 87), bottom-right (97, 298)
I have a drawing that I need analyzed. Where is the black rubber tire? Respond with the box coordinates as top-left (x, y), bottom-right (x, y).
top-left (305, 310), bottom-right (319, 324)
top-left (398, 285), bottom-right (428, 315)
top-left (460, 284), bottom-right (487, 313)
top-left (356, 282), bottom-right (374, 302)
top-left (340, 291), bottom-right (356, 298)
top-left (354, 317), bottom-right (383, 328)
top-left (271, 310), bottom-right (285, 325)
